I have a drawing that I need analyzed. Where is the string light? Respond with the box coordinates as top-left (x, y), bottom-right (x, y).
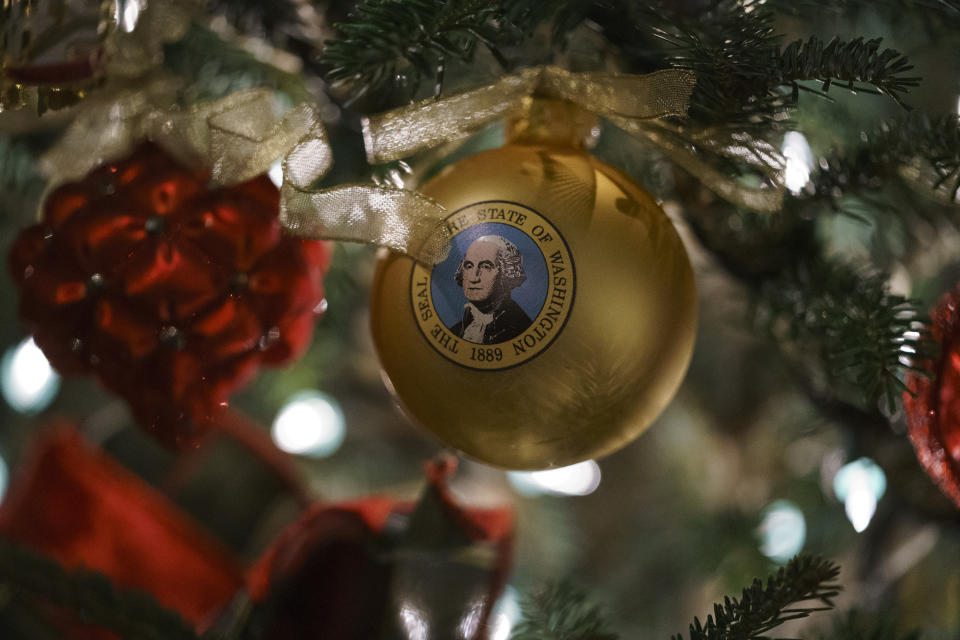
top-left (833, 457), bottom-right (886, 533)
top-left (782, 131), bottom-right (814, 194)
top-left (271, 391), bottom-right (346, 457)
top-left (758, 499), bottom-right (806, 563)
top-left (1, 337), bottom-right (60, 414)
top-left (120, 0), bottom-right (145, 32)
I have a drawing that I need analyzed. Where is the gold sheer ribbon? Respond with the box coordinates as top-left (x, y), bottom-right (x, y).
top-left (40, 65), bottom-right (788, 268)
top-left (38, 84), bottom-right (452, 263)
top-left (362, 66), bottom-right (786, 214)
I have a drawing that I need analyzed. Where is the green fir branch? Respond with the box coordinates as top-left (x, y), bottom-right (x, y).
top-left (655, 4), bottom-right (918, 127)
top-left (820, 611), bottom-right (921, 640)
top-left (811, 114), bottom-right (960, 204)
top-left (0, 540), bottom-right (215, 640)
top-left (162, 22), bottom-right (311, 104)
top-left (510, 579), bottom-right (619, 640)
top-left (322, 0), bottom-right (523, 104)
top-left (0, 135), bottom-right (49, 224)
top-left (755, 260), bottom-right (931, 412)
top-left (776, 37), bottom-right (919, 109)
top-left (673, 555), bottom-right (841, 640)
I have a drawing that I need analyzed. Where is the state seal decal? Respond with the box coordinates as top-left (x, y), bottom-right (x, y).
top-left (410, 200), bottom-right (576, 370)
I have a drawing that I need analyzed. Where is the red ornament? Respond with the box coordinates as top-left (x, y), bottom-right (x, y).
top-left (8, 142), bottom-right (330, 446)
top-left (0, 421), bottom-right (244, 631)
top-left (246, 457), bottom-right (514, 640)
top-left (904, 286), bottom-right (960, 508)
top-left (0, 424), bottom-right (514, 639)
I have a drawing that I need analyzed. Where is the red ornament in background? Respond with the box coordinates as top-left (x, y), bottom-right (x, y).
top-left (9, 143), bottom-right (330, 446)
top-left (904, 286), bottom-right (960, 508)
top-left (0, 424), bottom-right (514, 639)
top-left (0, 421), bottom-right (244, 631)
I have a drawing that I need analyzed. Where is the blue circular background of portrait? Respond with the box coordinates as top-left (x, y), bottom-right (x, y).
top-left (431, 222), bottom-right (548, 330)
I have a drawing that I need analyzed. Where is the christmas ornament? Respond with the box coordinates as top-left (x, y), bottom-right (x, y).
top-left (0, 421), bottom-right (243, 629)
top-left (245, 457), bottom-right (513, 640)
top-left (904, 286), bottom-right (960, 508)
top-left (9, 142), bottom-right (330, 446)
top-left (1, 425), bottom-right (512, 639)
top-left (0, 0), bottom-right (108, 113)
top-left (0, 0), bottom-right (195, 115)
top-left (370, 99), bottom-right (697, 469)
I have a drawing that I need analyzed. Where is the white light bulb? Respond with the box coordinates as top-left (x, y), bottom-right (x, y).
top-left (758, 500), bottom-right (806, 563)
top-left (1, 337), bottom-right (60, 414)
top-left (833, 457), bottom-right (886, 533)
top-left (782, 131), bottom-right (814, 194)
top-left (271, 391), bottom-right (346, 457)
top-left (121, 0), bottom-right (144, 32)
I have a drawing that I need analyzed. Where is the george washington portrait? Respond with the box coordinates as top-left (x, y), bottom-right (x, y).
top-left (450, 235), bottom-right (533, 344)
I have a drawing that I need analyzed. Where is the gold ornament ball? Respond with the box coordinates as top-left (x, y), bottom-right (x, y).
top-left (370, 128), bottom-right (696, 470)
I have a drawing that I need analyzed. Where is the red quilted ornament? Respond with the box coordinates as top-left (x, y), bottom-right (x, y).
top-left (904, 286), bottom-right (960, 508)
top-left (9, 142), bottom-right (330, 446)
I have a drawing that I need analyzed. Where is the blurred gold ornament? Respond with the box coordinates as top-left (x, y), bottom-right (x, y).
top-left (370, 100), bottom-right (697, 469)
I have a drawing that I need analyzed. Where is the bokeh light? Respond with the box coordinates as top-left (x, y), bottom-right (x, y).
top-left (117, 0), bottom-right (145, 32)
top-left (782, 131), bottom-right (814, 193)
top-left (1, 337), bottom-right (60, 414)
top-left (271, 391), bottom-right (346, 457)
top-left (758, 499), bottom-right (806, 563)
top-left (833, 457), bottom-right (887, 533)
top-left (508, 460), bottom-right (601, 497)
top-left (489, 586), bottom-right (521, 640)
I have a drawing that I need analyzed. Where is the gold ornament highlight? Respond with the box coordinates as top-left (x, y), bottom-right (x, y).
top-left (370, 100), bottom-right (697, 469)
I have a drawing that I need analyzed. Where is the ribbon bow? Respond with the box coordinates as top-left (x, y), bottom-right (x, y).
top-left (358, 66), bottom-right (786, 212)
top-left (284, 65), bottom-right (787, 264)
top-left (33, 65), bottom-right (788, 267)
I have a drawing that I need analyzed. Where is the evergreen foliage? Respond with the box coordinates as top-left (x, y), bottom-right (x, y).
top-left (811, 114), bottom-right (960, 204)
top-left (0, 541), bottom-right (213, 640)
top-left (323, 0), bottom-right (524, 103)
top-left (755, 260), bottom-right (930, 411)
top-left (819, 611), bottom-right (921, 640)
top-left (510, 556), bottom-right (840, 640)
top-left (673, 555), bottom-right (841, 640)
top-left (510, 579), bottom-right (619, 640)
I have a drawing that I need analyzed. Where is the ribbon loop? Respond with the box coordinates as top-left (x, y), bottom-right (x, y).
top-left (362, 65), bottom-right (785, 214)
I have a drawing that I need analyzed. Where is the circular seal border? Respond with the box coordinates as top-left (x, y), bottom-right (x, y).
top-left (409, 200), bottom-right (576, 371)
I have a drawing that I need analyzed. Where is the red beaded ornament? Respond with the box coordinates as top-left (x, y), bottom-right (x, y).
top-left (904, 286), bottom-right (960, 508)
top-left (9, 143), bottom-right (330, 446)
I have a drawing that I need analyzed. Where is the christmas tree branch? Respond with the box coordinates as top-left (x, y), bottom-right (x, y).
top-left (673, 555), bottom-right (841, 640)
top-left (0, 135), bottom-right (48, 222)
top-left (510, 579), bottom-right (619, 640)
top-left (819, 610), bottom-right (920, 640)
top-left (0, 540), bottom-right (214, 640)
top-left (653, 6), bottom-right (917, 126)
top-left (322, 0), bottom-right (524, 104)
top-left (320, 0), bottom-right (920, 127)
top-left (776, 37), bottom-right (919, 109)
top-left (754, 260), bottom-right (931, 412)
top-left (162, 22), bottom-right (310, 104)
top-left (510, 556), bottom-right (840, 640)
top-left (810, 114), bottom-right (960, 204)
